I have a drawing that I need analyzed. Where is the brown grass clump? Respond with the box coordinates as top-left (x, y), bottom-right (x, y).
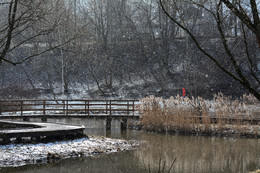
top-left (139, 94), bottom-right (260, 137)
top-left (249, 170), bottom-right (260, 173)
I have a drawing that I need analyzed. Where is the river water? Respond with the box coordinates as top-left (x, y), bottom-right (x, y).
top-left (0, 118), bottom-right (259, 173)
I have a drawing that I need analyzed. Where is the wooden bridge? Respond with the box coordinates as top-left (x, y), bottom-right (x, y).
top-left (0, 99), bottom-right (140, 119)
top-left (0, 99), bottom-right (140, 130)
top-left (0, 99), bottom-right (139, 143)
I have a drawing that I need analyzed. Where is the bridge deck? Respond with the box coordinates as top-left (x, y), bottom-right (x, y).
top-left (0, 120), bottom-right (85, 143)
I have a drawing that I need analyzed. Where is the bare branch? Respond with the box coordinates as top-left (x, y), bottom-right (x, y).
top-left (159, 0), bottom-right (242, 83)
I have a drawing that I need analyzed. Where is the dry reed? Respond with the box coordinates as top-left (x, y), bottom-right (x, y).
top-left (249, 170), bottom-right (260, 173)
top-left (139, 94), bottom-right (260, 137)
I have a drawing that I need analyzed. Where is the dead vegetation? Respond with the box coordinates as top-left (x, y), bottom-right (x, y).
top-left (139, 94), bottom-right (260, 137)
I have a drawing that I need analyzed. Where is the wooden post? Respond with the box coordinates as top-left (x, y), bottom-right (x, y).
top-left (63, 100), bottom-right (65, 115)
top-left (85, 100), bottom-right (87, 115)
top-left (121, 117), bottom-right (128, 130)
top-left (21, 100), bottom-right (29, 121)
top-left (16, 137), bottom-right (22, 142)
top-left (42, 100), bottom-right (47, 122)
top-left (21, 100), bottom-right (23, 117)
top-left (106, 117), bottom-right (112, 130)
top-left (41, 117), bottom-right (47, 122)
top-left (127, 101), bottom-right (129, 115)
top-left (132, 101), bottom-right (135, 116)
top-left (106, 100), bottom-right (108, 114)
top-left (107, 100), bottom-right (112, 131)
top-left (109, 100), bottom-right (112, 116)
top-left (3, 137), bottom-right (10, 144)
top-left (43, 100), bottom-right (46, 116)
top-left (0, 101), bottom-right (2, 115)
top-left (87, 100), bottom-right (90, 117)
top-left (66, 100), bottom-right (69, 116)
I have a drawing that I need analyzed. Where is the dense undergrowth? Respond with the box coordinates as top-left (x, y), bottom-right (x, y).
top-left (139, 93), bottom-right (260, 137)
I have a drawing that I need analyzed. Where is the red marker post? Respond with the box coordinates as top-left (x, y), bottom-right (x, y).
top-left (182, 88), bottom-right (186, 98)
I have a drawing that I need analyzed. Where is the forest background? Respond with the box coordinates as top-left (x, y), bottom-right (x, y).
top-left (1, 0), bottom-right (259, 100)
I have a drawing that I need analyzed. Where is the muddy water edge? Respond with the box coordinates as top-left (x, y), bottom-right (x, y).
top-left (0, 118), bottom-right (259, 173)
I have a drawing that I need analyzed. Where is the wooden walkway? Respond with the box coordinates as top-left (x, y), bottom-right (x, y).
top-left (0, 120), bottom-right (85, 144)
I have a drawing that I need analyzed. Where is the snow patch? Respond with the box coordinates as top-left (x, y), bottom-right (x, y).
top-left (0, 136), bottom-right (141, 167)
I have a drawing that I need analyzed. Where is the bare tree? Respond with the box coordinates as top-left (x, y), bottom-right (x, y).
top-left (0, 0), bottom-right (79, 66)
top-left (159, 0), bottom-right (260, 100)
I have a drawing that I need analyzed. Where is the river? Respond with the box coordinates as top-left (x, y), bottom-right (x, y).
top-left (0, 118), bottom-right (259, 173)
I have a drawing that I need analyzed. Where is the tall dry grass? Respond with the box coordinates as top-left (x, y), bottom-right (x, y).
top-left (139, 94), bottom-right (260, 137)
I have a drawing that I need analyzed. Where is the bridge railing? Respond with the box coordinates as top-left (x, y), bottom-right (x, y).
top-left (0, 99), bottom-right (140, 117)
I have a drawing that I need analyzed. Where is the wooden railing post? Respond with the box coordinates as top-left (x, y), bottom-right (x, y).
top-left (43, 100), bottom-right (46, 116)
top-left (109, 100), bottom-right (112, 116)
top-left (88, 100), bottom-right (89, 116)
top-left (127, 101), bottom-right (129, 115)
top-left (63, 100), bottom-right (65, 115)
top-left (66, 100), bottom-right (68, 116)
top-left (0, 101), bottom-right (2, 115)
top-left (87, 100), bottom-right (90, 117)
top-left (42, 100), bottom-right (47, 122)
top-left (85, 100), bottom-right (87, 115)
top-left (106, 100), bottom-right (108, 114)
top-left (106, 100), bottom-right (112, 131)
top-left (132, 100), bottom-right (135, 116)
top-left (20, 100), bottom-right (23, 117)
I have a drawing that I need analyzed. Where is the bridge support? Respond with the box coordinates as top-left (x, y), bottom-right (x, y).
top-left (31, 136), bottom-right (41, 141)
top-left (2, 137), bottom-right (10, 144)
top-left (41, 117), bottom-right (47, 122)
top-left (121, 118), bottom-right (128, 130)
top-left (106, 117), bottom-right (112, 130)
top-left (17, 137), bottom-right (22, 142)
top-left (23, 117), bottom-right (30, 122)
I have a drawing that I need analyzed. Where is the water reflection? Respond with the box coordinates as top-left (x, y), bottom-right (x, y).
top-left (135, 133), bottom-right (260, 173)
top-left (0, 118), bottom-right (259, 173)
top-left (1, 152), bottom-right (145, 173)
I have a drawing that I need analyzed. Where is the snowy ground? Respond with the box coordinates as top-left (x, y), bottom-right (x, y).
top-left (0, 136), bottom-right (141, 167)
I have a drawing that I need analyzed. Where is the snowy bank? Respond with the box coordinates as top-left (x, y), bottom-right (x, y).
top-left (0, 136), bottom-right (141, 167)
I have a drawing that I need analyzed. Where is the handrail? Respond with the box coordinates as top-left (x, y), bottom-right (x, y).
top-left (0, 99), bottom-right (139, 102)
top-left (0, 99), bottom-right (140, 117)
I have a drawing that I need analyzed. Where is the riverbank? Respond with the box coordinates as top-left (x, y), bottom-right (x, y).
top-left (0, 136), bottom-right (141, 167)
top-left (138, 94), bottom-right (260, 138)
